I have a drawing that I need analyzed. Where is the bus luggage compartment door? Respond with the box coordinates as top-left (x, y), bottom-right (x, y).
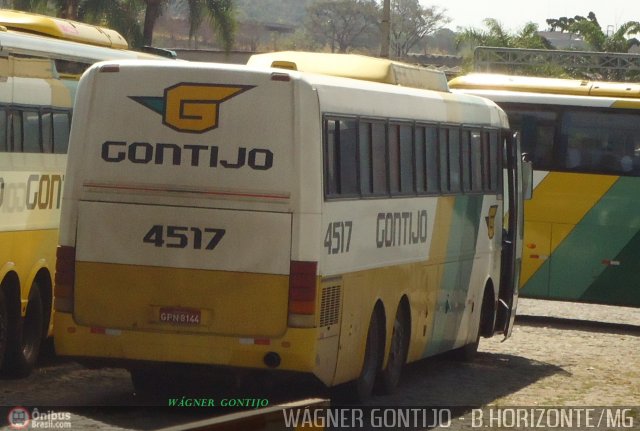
top-left (72, 200), bottom-right (292, 337)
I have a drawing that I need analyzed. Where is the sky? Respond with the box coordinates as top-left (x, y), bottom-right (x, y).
top-left (425, 0), bottom-right (640, 33)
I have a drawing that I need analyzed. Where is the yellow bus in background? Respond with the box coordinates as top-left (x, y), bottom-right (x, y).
top-left (0, 9), bottom-right (161, 376)
top-left (450, 73), bottom-right (640, 307)
top-left (54, 52), bottom-right (526, 399)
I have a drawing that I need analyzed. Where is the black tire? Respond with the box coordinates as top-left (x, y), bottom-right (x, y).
top-left (380, 303), bottom-right (409, 394)
top-left (353, 309), bottom-right (383, 401)
top-left (4, 285), bottom-right (44, 377)
top-left (0, 288), bottom-right (8, 370)
top-left (451, 287), bottom-right (492, 362)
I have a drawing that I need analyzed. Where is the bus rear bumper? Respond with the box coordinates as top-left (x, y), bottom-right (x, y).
top-left (54, 312), bottom-right (320, 376)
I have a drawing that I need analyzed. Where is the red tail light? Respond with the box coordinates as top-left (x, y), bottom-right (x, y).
top-left (54, 246), bottom-right (76, 313)
top-left (288, 261), bottom-right (317, 316)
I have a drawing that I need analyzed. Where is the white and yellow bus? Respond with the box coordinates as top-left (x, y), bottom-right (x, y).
top-left (450, 73), bottom-right (640, 308)
top-left (0, 9), bottom-right (162, 376)
top-left (54, 52), bottom-right (526, 398)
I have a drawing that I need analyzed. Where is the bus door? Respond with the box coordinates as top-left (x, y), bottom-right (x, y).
top-left (498, 132), bottom-right (528, 339)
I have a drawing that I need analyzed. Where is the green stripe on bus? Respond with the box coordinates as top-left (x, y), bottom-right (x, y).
top-left (424, 194), bottom-right (483, 356)
top-left (523, 177), bottom-right (640, 302)
top-left (581, 228), bottom-right (640, 307)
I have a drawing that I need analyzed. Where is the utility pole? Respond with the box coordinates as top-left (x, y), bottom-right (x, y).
top-left (380, 0), bottom-right (390, 58)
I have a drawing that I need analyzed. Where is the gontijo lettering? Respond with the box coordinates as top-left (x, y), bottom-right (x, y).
top-left (130, 82), bottom-right (254, 133)
top-left (0, 175), bottom-right (63, 211)
top-left (101, 142), bottom-right (273, 170)
top-left (376, 210), bottom-right (428, 248)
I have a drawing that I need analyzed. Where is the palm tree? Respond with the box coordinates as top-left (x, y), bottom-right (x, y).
top-left (141, 0), bottom-right (235, 50)
top-left (9, 0), bottom-right (236, 51)
top-left (558, 13), bottom-right (640, 52)
top-left (81, 0), bottom-right (146, 48)
top-left (456, 19), bottom-right (554, 75)
top-left (55, 0), bottom-right (80, 19)
top-left (11, 0), bottom-right (50, 13)
top-left (456, 18), bottom-right (551, 51)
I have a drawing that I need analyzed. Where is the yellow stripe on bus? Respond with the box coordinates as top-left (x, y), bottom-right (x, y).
top-left (520, 172), bottom-right (617, 286)
top-left (406, 196), bottom-right (455, 361)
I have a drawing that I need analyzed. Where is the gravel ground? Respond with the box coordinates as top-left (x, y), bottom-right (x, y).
top-left (1, 298), bottom-right (639, 430)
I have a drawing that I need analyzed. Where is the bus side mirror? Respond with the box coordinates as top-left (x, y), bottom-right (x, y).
top-left (522, 153), bottom-right (533, 200)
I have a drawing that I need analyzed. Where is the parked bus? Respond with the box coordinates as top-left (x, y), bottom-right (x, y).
top-left (54, 53), bottom-right (526, 399)
top-left (450, 73), bottom-right (640, 307)
top-left (0, 9), bottom-right (162, 376)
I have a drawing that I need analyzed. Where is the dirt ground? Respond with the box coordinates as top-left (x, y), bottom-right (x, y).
top-left (1, 298), bottom-right (639, 430)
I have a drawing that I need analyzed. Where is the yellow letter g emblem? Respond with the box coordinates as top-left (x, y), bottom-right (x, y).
top-left (163, 83), bottom-right (253, 133)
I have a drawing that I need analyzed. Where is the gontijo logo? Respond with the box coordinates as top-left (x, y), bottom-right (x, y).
top-left (130, 83), bottom-right (254, 133)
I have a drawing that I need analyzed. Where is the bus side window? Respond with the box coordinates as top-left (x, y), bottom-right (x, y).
top-left (23, 110), bottom-right (41, 153)
top-left (359, 121), bottom-right (372, 195)
top-left (388, 123), bottom-right (400, 194)
top-left (461, 129), bottom-right (472, 192)
top-left (361, 119), bottom-right (392, 196)
top-left (414, 125), bottom-right (426, 194)
top-left (10, 111), bottom-right (23, 152)
top-left (425, 126), bottom-right (439, 194)
top-left (338, 119), bottom-right (358, 196)
top-left (439, 128), bottom-right (450, 193)
top-left (447, 127), bottom-right (461, 193)
top-left (53, 112), bottom-right (70, 154)
top-left (488, 130), bottom-right (499, 193)
top-left (0, 109), bottom-right (6, 152)
top-left (371, 121), bottom-right (387, 195)
top-left (399, 123), bottom-right (414, 195)
top-left (389, 122), bottom-right (414, 195)
top-left (324, 117), bottom-right (358, 197)
top-left (470, 130), bottom-right (483, 192)
top-left (509, 109), bottom-right (557, 171)
top-left (41, 112), bottom-right (53, 153)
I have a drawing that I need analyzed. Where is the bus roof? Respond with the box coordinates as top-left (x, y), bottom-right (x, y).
top-left (0, 8), bottom-right (128, 49)
top-left (449, 73), bottom-right (640, 99)
top-left (247, 51), bottom-right (449, 93)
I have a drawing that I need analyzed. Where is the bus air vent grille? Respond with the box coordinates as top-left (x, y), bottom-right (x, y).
top-left (320, 285), bottom-right (341, 327)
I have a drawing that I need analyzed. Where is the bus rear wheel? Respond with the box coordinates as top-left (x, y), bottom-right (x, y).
top-left (4, 285), bottom-right (44, 377)
top-left (353, 308), bottom-right (383, 401)
top-left (380, 303), bottom-right (409, 394)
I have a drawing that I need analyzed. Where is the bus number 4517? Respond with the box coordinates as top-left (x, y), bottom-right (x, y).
top-left (143, 225), bottom-right (226, 250)
top-left (324, 221), bottom-right (353, 255)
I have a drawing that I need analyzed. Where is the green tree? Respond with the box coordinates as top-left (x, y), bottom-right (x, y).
top-left (138, 0), bottom-right (235, 49)
top-left (389, 0), bottom-right (449, 57)
top-left (234, 0), bottom-right (312, 26)
top-left (80, 0), bottom-right (145, 48)
top-left (456, 18), bottom-right (551, 51)
top-left (10, 0), bottom-right (51, 13)
top-left (9, 0), bottom-right (79, 17)
top-left (547, 12), bottom-right (640, 52)
top-left (8, 0), bottom-right (236, 50)
top-left (456, 19), bottom-right (554, 75)
top-left (305, 0), bottom-right (379, 53)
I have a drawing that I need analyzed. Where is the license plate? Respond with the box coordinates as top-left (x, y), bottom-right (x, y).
top-left (159, 307), bottom-right (201, 325)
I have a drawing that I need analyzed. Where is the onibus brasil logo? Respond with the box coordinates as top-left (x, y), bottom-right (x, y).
top-left (130, 83), bottom-right (254, 133)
